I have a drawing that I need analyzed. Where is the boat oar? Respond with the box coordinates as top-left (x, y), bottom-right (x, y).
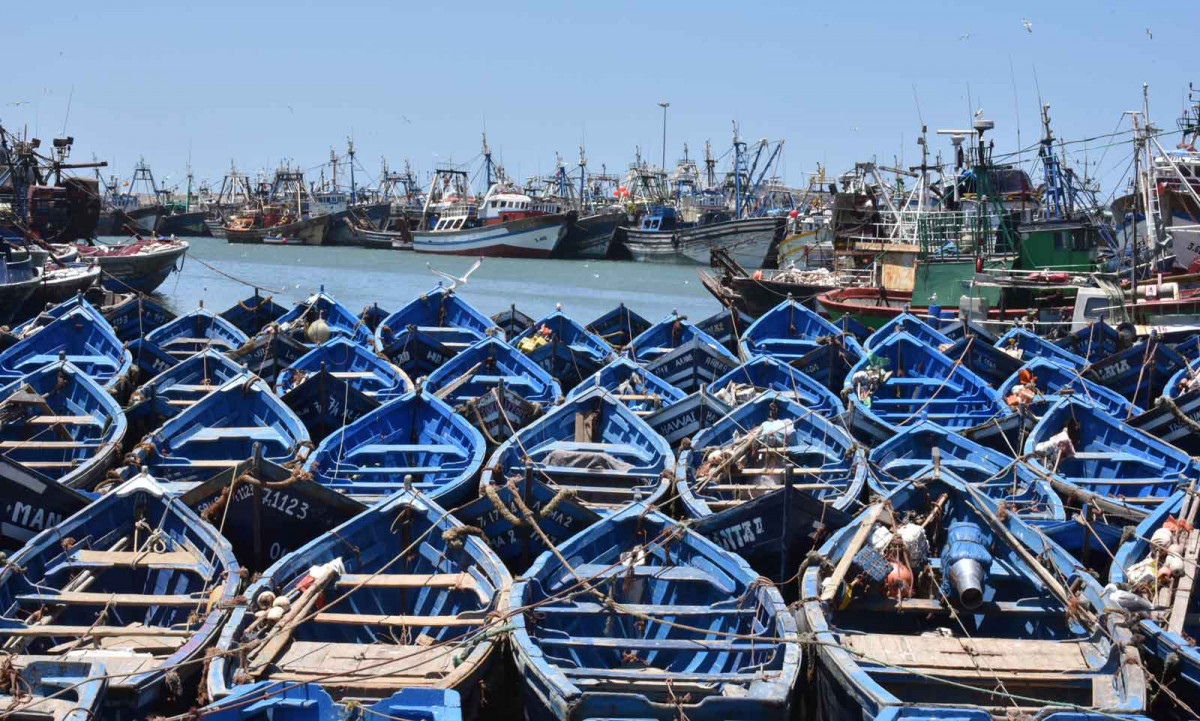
top-left (246, 560), bottom-right (342, 677)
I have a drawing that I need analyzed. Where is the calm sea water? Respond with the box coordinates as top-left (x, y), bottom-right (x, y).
top-left (128, 236), bottom-right (725, 326)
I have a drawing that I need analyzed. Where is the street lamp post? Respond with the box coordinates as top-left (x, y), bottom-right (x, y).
top-left (658, 101), bottom-right (670, 171)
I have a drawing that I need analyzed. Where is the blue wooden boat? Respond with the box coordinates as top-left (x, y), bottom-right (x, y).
top-left (9, 293), bottom-right (111, 340)
top-left (800, 473), bottom-right (1147, 720)
top-left (1084, 333), bottom-right (1188, 409)
top-left (0, 659), bottom-right (107, 721)
top-left (696, 306), bottom-right (752, 354)
top-left (493, 303), bottom-right (536, 340)
top-left (1057, 318), bottom-right (1124, 363)
top-left (509, 501), bottom-right (802, 721)
top-left (218, 290), bottom-right (288, 337)
top-left (460, 387), bottom-right (672, 569)
top-left (629, 312), bottom-right (738, 393)
top-left (512, 309), bottom-right (615, 391)
top-left (276, 336), bottom-right (412, 403)
top-left (1111, 490), bottom-right (1200, 714)
top-left (303, 390), bottom-right (484, 505)
top-left (100, 293), bottom-right (177, 343)
top-left (356, 301), bottom-right (390, 332)
top-left (126, 348), bottom-right (249, 438)
top-left (145, 305), bottom-right (249, 361)
top-left (375, 285), bottom-right (498, 376)
top-left (1173, 333), bottom-right (1200, 363)
top-left (202, 684), bottom-right (463, 721)
top-left (676, 390), bottom-right (866, 584)
top-left (280, 368), bottom-right (383, 445)
top-left (1024, 396), bottom-right (1195, 520)
top-left (125, 375), bottom-right (311, 493)
top-left (586, 302), bottom-right (651, 350)
top-left (0, 306), bottom-right (133, 392)
top-left (939, 318), bottom-right (999, 344)
top-left (872, 709), bottom-right (1149, 721)
top-left (740, 298), bottom-right (853, 362)
top-left (425, 336), bottom-right (561, 443)
top-left (845, 331), bottom-right (1006, 431)
top-left (181, 453), bottom-right (367, 573)
top-left (0, 454), bottom-right (91, 552)
top-left (0, 359), bottom-right (127, 491)
top-left (227, 332), bottom-right (308, 385)
top-left (864, 310), bottom-right (952, 351)
top-left (940, 334), bottom-right (1022, 388)
top-left (994, 327), bottom-right (1088, 370)
top-left (997, 357), bottom-right (1140, 419)
top-left (0, 473), bottom-right (240, 717)
top-left (833, 313), bottom-right (873, 343)
top-left (0, 254), bottom-right (40, 325)
top-left (274, 288), bottom-right (374, 348)
top-left (792, 336), bottom-right (863, 391)
top-left (568, 355), bottom-right (685, 415)
top-left (206, 491), bottom-right (510, 716)
top-left (1129, 362), bottom-right (1200, 454)
top-left (869, 420), bottom-right (1063, 521)
top-left (479, 386), bottom-right (672, 513)
top-left (126, 337), bottom-right (178, 382)
top-left (641, 389), bottom-right (732, 449)
top-left (707, 355), bottom-right (845, 418)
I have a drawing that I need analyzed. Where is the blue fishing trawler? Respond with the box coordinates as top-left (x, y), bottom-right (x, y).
top-left (303, 389), bottom-right (484, 505)
top-left (509, 501), bottom-right (802, 721)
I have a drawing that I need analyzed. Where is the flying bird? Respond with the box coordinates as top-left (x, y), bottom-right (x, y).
top-left (401, 115), bottom-right (413, 125)
top-left (1146, 28), bottom-right (1153, 39)
top-left (7, 100), bottom-right (29, 107)
top-left (428, 257), bottom-right (483, 291)
top-left (1022, 18), bottom-right (1033, 33)
top-left (958, 33), bottom-right (971, 41)
top-left (286, 104), bottom-right (294, 114)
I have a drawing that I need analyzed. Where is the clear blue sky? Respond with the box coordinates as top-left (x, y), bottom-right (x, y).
top-left (6, 0), bottom-right (1194, 197)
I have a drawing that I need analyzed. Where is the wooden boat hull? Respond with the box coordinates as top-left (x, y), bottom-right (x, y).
top-left (218, 293), bottom-right (288, 337)
top-left (157, 210), bottom-right (210, 237)
top-left (586, 303), bottom-right (652, 351)
top-left (19, 264), bottom-right (100, 319)
top-left (643, 390), bottom-right (732, 448)
top-left (412, 214), bottom-right (567, 257)
top-left (225, 215), bottom-right (330, 245)
top-left (1129, 386), bottom-right (1200, 454)
top-left (644, 336), bottom-right (739, 393)
top-left (0, 306), bottom-right (134, 393)
top-left (201, 684), bottom-right (464, 721)
top-left (0, 455), bottom-right (91, 552)
top-left (280, 369), bottom-right (382, 444)
top-left (75, 240), bottom-right (189, 293)
top-left (101, 295), bottom-right (177, 342)
top-left (325, 202), bottom-right (390, 245)
top-left (554, 209), bottom-right (623, 259)
top-left (623, 216), bottom-right (783, 269)
top-left (226, 333), bottom-right (309, 385)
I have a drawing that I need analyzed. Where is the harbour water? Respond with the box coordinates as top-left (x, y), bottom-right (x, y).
top-left (139, 236), bottom-right (723, 324)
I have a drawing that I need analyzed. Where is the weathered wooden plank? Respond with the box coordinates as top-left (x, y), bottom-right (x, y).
top-left (312, 612), bottom-right (482, 628)
top-left (16, 591), bottom-right (206, 607)
top-left (0, 625), bottom-right (191, 637)
top-left (71, 550), bottom-right (198, 566)
top-left (334, 573), bottom-right (476, 591)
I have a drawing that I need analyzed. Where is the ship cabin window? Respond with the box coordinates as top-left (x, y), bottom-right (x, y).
top-left (1081, 295), bottom-right (1108, 321)
top-left (490, 200), bottom-right (498, 208)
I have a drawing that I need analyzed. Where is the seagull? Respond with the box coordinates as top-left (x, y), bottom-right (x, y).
top-left (1022, 18), bottom-right (1033, 33)
top-left (1146, 28), bottom-right (1153, 39)
top-left (1101, 583), bottom-right (1159, 620)
top-left (401, 115), bottom-right (413, 125)
top-left (974, 108), bottom-right (984, 118)
top-left (7, 100), bottom-right (29, 107)
top-left (958, 33), bottom-right (971, 41)
top-left (428, 257), bottom-right (483, 291)
top-left (286, 104), bottom-right (294, 114)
